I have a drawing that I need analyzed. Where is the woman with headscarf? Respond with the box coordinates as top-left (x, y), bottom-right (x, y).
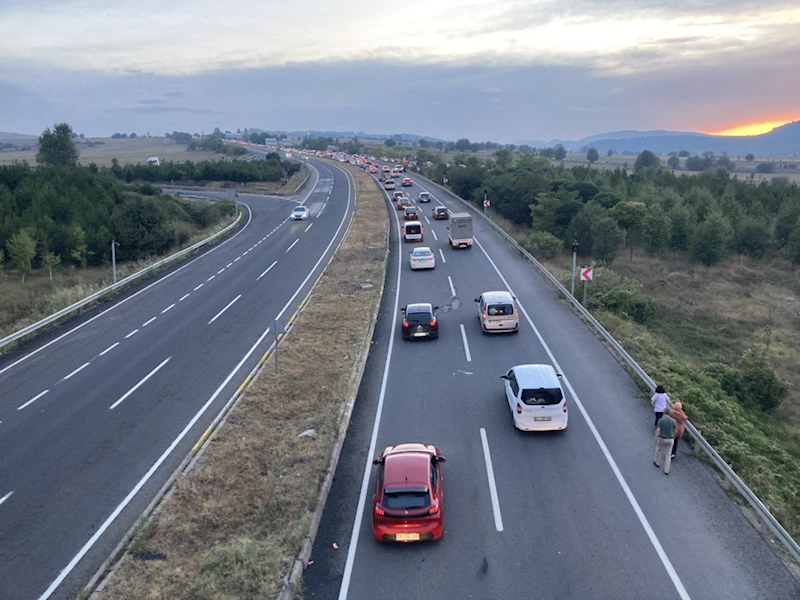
top-left (670, 401), bottom-right (687, 459)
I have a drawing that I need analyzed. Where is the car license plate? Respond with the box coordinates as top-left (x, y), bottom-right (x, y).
top-left (534, 416), bottom-right (552, 422)
top-left (396, 533), bottom-right (420, 542)
top-left (414, 332), bottom-right (426, 337)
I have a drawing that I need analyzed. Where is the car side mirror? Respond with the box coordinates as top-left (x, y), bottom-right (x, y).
top-left (401, 307), bottom-right (406, 313)
top-left (372, 457), bottom-right (383, 465)
top-left (474, 298), bottom-right (479, 302)
top-left (437, 456), bottom-right (446, 463)
top-left (557, 373), bottom-right (563, 379)
top-left (434, 306), bottom-right (440, 310)
top-left (500, 374), bottom-right (509, 380)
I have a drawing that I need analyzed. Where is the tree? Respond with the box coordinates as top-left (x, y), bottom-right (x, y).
top-left (685, 155), bottom-right (715, 171)
top-left (0, 249), bottom-right (5, 286)
top-left (717, 155), bottom-right (735, 171)
top-left (756, 162), bottom-right (776, 173)
top-left (587, 148), bottom-right (599, 163)
top-left (610, 201), bottom-right (646, 259)
top-left (607, 149), bottom-right (613, 157)
top-left (642, 206), bottom-right (671, 255)
top-left (418, 139), bottom-right (430, 148)
top-left (554, 145), bottom-right (567, 161)
top-left (690, 212), bottom-right (732, 265)
top-left (732, 218), bottom-right (770, 258)
top-left (494, 148), bottom-right (514, 170)
top-left (745, 153), bottom-right (755, 161)
top-left (634, 150), bottom-right (660, 172)
top-left (591, 214), bottom-right (626, 263)
top-left (6, 229), bottom-right (37, 282)
top-left (788, 224), bottom-right (800, 264)
top-left (129, 132), bottom-right (138, 139)
top-left (384, 138), bottom-right (396, 147)
top-left (667, 155), bottom-right (680, 169)
top-left (40, 251), bottom-right (61, 281)
top-left (668, 206), bottom-right (693, 251)
top-left (455, 138), bottom-right (473, 152)
top-left (36, 123), bottom-right (80, 167)
top-left (678, 149), bottom-right (690, 157)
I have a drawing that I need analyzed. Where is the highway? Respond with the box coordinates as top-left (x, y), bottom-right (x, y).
top-left (303, 166), bottom-right (800, 599)
top-left (0, 159), bottom-right (353, 600)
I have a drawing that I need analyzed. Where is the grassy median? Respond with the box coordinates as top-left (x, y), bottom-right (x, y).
top-left (93, 164), bottom-right (388, 599)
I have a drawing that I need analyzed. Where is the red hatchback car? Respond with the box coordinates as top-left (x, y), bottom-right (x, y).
top-left (372, 443), bottom-right (445, 542)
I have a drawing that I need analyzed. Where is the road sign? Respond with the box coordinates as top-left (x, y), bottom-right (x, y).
top-left (483, 199), bottom-right (490, 208)
top-left (580, 267), bottom-right (593, 281)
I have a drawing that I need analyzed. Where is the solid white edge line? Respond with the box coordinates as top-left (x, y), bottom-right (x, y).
top-left (479, 428), bottom-right (504, 532)
top-left (305, 223), bottom-right (314, 232)
top-left (431, 229), bottom-right (437, 241)
top-left (63, 362), bottom-right (90, 380)
top-left (160, 303), bottom-right (175, 314)
top-left (473, 236), bottom-right (691, 600)
top-left (257, 261), bottom-right (278, 281)
top-left (18, 389), bottom-right (49, 411)
top-left (0, 204), bottom-right (254, 378)
top-left (40, 321), bottom-right (273, 599)
top-left (109, 357), bottom-right (171, 410)
top-left (99, 342), bottom-right (120, 356)
top-left (338, 168), bottom-right (402, 600)
top-left (438, 249), bottom-right (446, 264)
top-left (285, 239), bottom-right (300, 253)
top-left (179, 293), bottom-right (190, 302)
top-left (459, 324), bottom-right (472, 362)
top-left (276, 165), bottom-right (352, 322)
top-left (448, 275), bottom-right (456, 297)
top-left (208, 294), bottom-right (242, 325)
top-left (124, 329), bottom-right (138, 339)
top-left (0, 491), bottom-right (13, 506)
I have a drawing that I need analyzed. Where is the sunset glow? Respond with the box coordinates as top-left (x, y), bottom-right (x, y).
top-left (710, 120), bottom-right (793, 137)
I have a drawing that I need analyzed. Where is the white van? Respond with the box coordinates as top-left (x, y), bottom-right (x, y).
top-left (475, 290), bottom-right (519, 333)
top-left (501, 364), bottom-right (568, 431)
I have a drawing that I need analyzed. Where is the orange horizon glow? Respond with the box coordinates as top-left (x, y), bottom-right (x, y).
top-left (709, 119), bottom-right (796, 137)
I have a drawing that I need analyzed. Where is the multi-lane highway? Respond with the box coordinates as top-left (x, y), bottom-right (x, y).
top-left (0, 159), bottom-right (353, 600)
top-left (304, 167), bottom-right (799, 599)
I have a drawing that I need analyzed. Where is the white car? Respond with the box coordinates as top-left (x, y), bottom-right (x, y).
top-left (291, 206), bottom-right (310, 220)
top-left (409, 246), bottom-right (435, 270)
top-left (501, 365), bottom-right (568, 431)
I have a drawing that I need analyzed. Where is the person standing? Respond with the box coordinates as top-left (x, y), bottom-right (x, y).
top-left (651, 384), bottom-right (669, 427)
top-left (670, 401), bottom-right (687, 459)
top-left (654, 407), bottom-right (677, 475)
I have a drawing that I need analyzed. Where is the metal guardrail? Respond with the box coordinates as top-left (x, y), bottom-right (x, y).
top-left (0, 211), bottom-right (243, 353)
top-left (416, 172), bottom-right (800, 564)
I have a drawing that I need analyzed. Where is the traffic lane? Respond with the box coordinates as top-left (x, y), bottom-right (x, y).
top-left (411, 174), bottom-right (799, 598)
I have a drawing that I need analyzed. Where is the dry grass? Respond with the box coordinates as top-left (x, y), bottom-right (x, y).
top-left (94, 164), bottom-right (388, 599)
top-left (0, 137), bottom-right (217, 167)
top-left (202, 168), bottom-right (308, 194)
top-left (0, 216), bottom-right (237, 344)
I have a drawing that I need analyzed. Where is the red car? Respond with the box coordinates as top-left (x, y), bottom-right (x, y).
top-left (372, 443), bottom-right (445, 542)
top-left (401, 177), bottom-right (413, 187)
top-left (396, 197), bottom-right (412, 210)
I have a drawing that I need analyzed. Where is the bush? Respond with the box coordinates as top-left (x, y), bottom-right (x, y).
top-left (586, 268), bottom-right (657, 323)
top-left (690, 212), bottom-right (732, 265)
top-left (522, 231), bottom-right (563, 259)
top-left (756, 162), bottom-right (776, 174)
top-left (732, 218), bottom-right (770, 258)
top-left (709, 348), bottom-right (788, 412)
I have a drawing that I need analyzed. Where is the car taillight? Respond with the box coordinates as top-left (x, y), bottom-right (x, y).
top-left (514, 310), bottom-right (518, 317)
top-left (563, 401), bottom-right (568, 413)
top-left (430, 317), bottom-right (437, 326)
top-left (516, 403), bottom-right (522, 414)
top-left (482, 313), bottom-right (487, 319)
top-left (428, 504), bottom-right (439, 515)
top-left (375, 505), bottom-right (384, 516)
top-left (402, 320), bottom-right (409, 328)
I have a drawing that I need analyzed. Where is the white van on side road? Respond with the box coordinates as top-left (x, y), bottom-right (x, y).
top-left (475, 290), bottom-right (519, 333)
top-left (501, 364), bottom-right (568, 431)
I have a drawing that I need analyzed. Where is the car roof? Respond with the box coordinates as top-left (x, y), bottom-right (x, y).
top-left (406, 302), bottom-right (433, 313)
top-left (382, 444), bottom-right (435, 488)
top-left (403, 220), bottom-right (422, 226)
top-left (412, 246), bottom-right (432, 253)
top-left (480, 290), bottom-right (514, 303)
top-left (434, 205), bottom-right (447, 210)
top-left (511, 364), bottom-right (561, 389)
top-left (404, 206), bottom-right (417, 211)
top-left (293, 206), bottom-right (307, 210)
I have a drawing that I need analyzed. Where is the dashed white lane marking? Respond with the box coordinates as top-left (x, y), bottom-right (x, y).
top-left (226, 262), bottom-right (233, 268)
top-left (424, 216), bottom-right (431, 224)
top-left (431, 229), bottom-right (438, 241)
top-left (161, 303), bottom-right (175, 314)
top-left (317, 203), bottom-right (326, 218)
top-left (480, 428), bottom-right (504, 532)
top-left (142, 317), bottom-right (157, 327)
top-left (439, 249), bottom-right (447, 263)
top-left (109, 357), bottom-right (171, 410)
top-left (217, 268), bottom-right (225, 274)
top-left (286, 239), bottom-right (300, 253)
top-left (100, 342), bottom-right (120, 356)
top-left (194, 283), bottom-right (204, 291)
top-left (124, 329), bottom-right (139, 339)
top-left (207, 275), bottom-right (216, 281)
top-left (243, 251), bottom-right (249, 256)
top-left (257, 261), bottom-right (278, 281)
top-left (448, 275), bottom-right (456, 297)
top-left (234, 257), bottom-right (241, 262)
top-left (304, 223), bottom-right (314, 232)
top-left (0, 491), bottom-right (13, 506)
top-left (459, 324), bottom-right (472, 362)
top-left (179, 293), bottom-right (190, 302)
top-left (63, 362), bottom-right (90, 380)
top-left (17, 390), bottom-right (49, 411)
top-left (208, 294), bottom-right (242, 325)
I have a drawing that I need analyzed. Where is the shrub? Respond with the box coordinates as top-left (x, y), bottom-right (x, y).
top-left (732, 218), bottom-right (770, 258)
top-left (522, 231), bottom-right (563, 259)
top-left (586, 268), bottom-right (657, 323)
top-left (756, 162), bottom-right (776, 174)
top-left (690, 212), bottom-right (732, 265)
top-left (709, 348), bottom-right (788, 412)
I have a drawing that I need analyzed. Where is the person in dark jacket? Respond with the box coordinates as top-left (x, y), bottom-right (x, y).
top-left (654, 407), bottom-right (676, 475)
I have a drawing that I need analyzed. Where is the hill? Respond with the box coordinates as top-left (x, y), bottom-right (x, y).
top-left (0, 132), bottom-right (37, 140)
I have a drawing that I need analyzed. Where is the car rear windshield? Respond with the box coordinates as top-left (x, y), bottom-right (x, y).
top-left (383, 487), bottom-right (430, 510)
top-left (405, 224), bottom-right (421, 233)
top-left (406, 312), bottom-right (433, 324)
top-left (413, 249), bottom-right (432, 257)
top-left (520, 387), bottom-right (564, 405)
top-left (487, 303), bottom-right (514, 316)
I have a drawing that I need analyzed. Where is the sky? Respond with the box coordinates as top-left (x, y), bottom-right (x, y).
top-left (1, 0), bottom-right (799, 142)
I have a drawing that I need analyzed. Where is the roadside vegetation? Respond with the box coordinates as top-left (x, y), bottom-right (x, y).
top-left (413, 149), bottom-right (800, 539)
top-left (94, 163), bottom-right (387, 599)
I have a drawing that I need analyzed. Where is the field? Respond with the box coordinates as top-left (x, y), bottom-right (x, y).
top-left (92, 163), bottom-right (388, 599)
top-left (0, 137), bottom-right (217, 167)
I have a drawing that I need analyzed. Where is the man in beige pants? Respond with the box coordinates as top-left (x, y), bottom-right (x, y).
top-left (654, 407), bottom-right (677, 475)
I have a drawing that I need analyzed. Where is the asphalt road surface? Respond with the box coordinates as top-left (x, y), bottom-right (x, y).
top-left (0, 159), bottom-right (352, 600)
top-left (303, 165), bottom-right (799, 600)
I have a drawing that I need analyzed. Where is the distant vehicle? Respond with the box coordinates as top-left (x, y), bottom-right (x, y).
top-left (418, 192), bottom-right (431, 203)
top-left (384, 179), bottom-right (396, 190)
top-left (401, 178), bottom-right (413, 187)
top-left (394, 164), bottom-right (405, 172)
top-left (501, 364), bottom-right (568, 431)
top-left (432, 206), bottom-right (450, 220)
top-left (475, 290), bottom-right (519, 333)
top-left (392, 191), bottom-right (406, 201)
top-left (291, 206), bottom-right (310, 220)
top-left (379, 173), bottom-right (387, 182)
top-left (403, 206), bottom-right (419, 220)
top-left (390, 170), bottom-right (400, 178)
top-left (397, 197), bottom-right (412, 210)
top-left (382, 165), bottom-right (391, 172)
top-left (410, 246), bottom-right (435, 270)
top-left (401, 303), bottom-right (439, 340)
top-left (147, 156), bottom-right (160, 166)
top-left (372, 442), bottom-right (445, 542)
top-left (402, 221), bottom-right (423, 242)
top-left (448, 213), bottom-right (473, 248)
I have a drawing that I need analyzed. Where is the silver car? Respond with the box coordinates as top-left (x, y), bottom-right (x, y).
top-left (291, 206), bottom-right (310, 220)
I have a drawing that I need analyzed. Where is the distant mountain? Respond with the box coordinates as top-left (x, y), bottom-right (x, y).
top-left (251, 129), bottom-right (444, 142)
top-left (515, 130), bottom-right (705, 151)
top-left (0, 132), bottom-right (37, 140)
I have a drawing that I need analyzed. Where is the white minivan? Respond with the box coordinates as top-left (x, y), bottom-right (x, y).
top-left (501, 364), bottom-right (568, 431)
top-left (475, 291), bottom-right (519, 333)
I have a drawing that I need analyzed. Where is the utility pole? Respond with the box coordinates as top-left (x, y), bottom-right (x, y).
top-left (111, 240), bottom-right (120, 284)
top-left (570, 240), bottom-right (579, 296)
